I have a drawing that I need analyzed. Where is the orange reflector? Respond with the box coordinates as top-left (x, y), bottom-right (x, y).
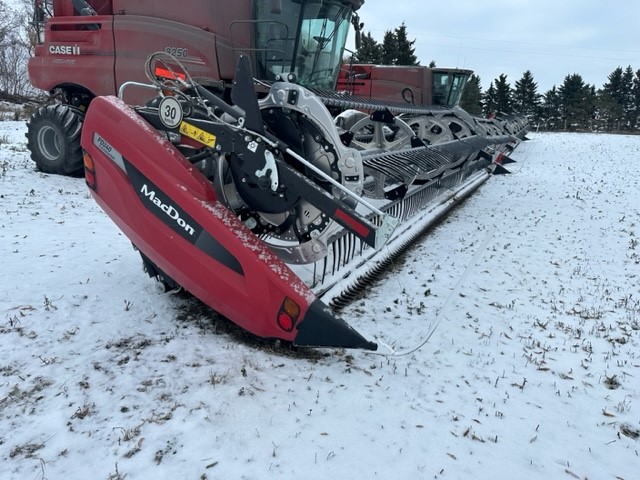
top-left (83, 152), bottom-right (94, 171)
top-left (277, 297), bottom-right (301, 332)
top-left (83, 153), bottom-right (96, 189)
top-left (283, 297), bottom-right (300, 318)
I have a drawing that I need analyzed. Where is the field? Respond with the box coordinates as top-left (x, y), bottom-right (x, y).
top-left (1, 120), bottom-right (639, 479)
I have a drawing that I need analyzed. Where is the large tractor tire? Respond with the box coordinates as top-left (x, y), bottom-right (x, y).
top-left (26, 104), bottom-right (85, 176)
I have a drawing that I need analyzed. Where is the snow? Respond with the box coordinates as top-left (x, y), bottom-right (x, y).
top-left (1, 119), bottom-right (639, 479)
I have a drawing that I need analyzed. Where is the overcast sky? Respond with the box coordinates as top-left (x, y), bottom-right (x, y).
top-left (352, 0), bottom-right (640, 93)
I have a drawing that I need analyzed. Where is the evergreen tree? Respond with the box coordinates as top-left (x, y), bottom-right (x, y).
top-left (596, 90), bottom-right (624, 131)
top-left (394, 23), bottom-right (419, 66)
top-left (600, 67), bottom-right (626, 130)
top-left (377, 23), bottom-right (419, 66)
top-left (356, 31), bottom-right (382, 64)
top-left (381, 30), bottom-right (397, 65)
top-left (599, 65), bottom-right (639, 129)
top-left (586, 84), bottom-right (598, 128)
top-left (558, 73), bottom-right (594, 130)
top-left (601, 67), bottom-right (625, 121)
top-left (632, 68), bottom-right (640, 130)
top-left (602, 67), bottom-right (626, 104)
top-left (493, 74), bottom-right (512, 114)
top-left (482, 82), bottom-right (498, 117)
top-left (622, 65), bottom-right (635, 128)
top-left (513, 70), bottom-right (540, 118)
top-left (459, 74), bottom-right (483, 115)
top-left (542, 86), bottom-right (562, 130)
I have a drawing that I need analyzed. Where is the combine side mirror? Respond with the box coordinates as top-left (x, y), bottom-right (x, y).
top-left (351, 14), bottom-right (363, 50)
top-left (270, 0), bottom-right (282, 14)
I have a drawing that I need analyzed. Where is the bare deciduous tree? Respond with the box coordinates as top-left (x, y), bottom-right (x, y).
top-left (0, 0), bottom-right (37, 98)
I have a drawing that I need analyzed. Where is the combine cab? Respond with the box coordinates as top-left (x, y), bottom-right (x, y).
top-left (28, 0), bottom-right (528, 350)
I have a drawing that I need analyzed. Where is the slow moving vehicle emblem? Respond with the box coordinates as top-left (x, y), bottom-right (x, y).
top-left (158, 96), bottom-right (183, 129)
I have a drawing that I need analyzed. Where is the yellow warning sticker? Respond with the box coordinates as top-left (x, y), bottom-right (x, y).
top-left (179, 121), bottom-right (217, 147)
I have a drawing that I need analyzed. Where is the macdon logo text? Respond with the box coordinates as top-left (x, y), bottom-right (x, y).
top-left (140, 184), bottom-right (195, 236)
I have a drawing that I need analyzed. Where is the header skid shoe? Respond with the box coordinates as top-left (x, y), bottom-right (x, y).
top-left (295, 300), bottom-right (378, 351)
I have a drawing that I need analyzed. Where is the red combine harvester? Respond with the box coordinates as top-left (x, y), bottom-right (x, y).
top-left (337, 63), bottom-right (472, 108)
top-left (27, 0), bottom-right (528, 350)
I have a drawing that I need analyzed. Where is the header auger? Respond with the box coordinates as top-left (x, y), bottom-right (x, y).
top-left (28, 0), bottom-right (528, 349)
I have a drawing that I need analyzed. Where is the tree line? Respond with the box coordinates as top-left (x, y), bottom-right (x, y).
top-left (355, 25), bottom-right (640, 133)
top-left (459, 67), bottom-right (640, 132)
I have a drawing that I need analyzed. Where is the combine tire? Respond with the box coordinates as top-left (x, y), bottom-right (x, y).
top-left (26, 104), bottom-right (85, 176)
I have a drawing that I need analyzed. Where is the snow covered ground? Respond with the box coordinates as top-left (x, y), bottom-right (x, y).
top-left (1, 117), bottom-right (639, 479)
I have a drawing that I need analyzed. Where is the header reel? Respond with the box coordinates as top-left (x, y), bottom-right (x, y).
top-left (126, 52), bottom-right (399, 265)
